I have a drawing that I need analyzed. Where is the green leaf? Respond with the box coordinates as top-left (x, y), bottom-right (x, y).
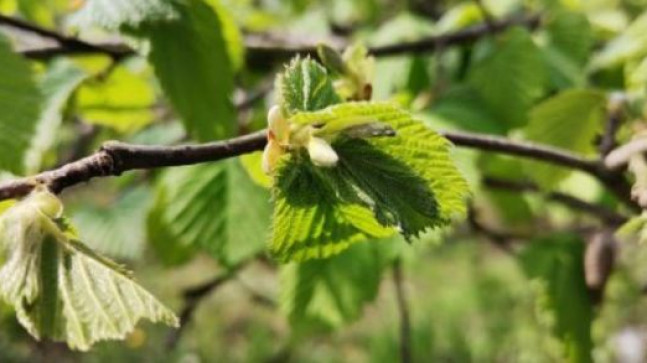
top-left (26, 59), bottom-right (88, 173)
top-left (520, 234), bottom-right (593, 363)
top-left (0, 32), bottom-right (41, 174)
top-left (523, 89), bottom-right (606, 188)
top-left (275, 57), bottom-right (341, 116)
top-left (468, 27), bottom-right (546, 129)
top-left (136, 1), bottom-right (236, 140)
top-left (148, 159), bottom-right (271, 266)
top-left (0, 188), bottom-right (178, 351)
top-left (72, 187), bottom-right (152, 260)
top-left (280, 241), bottom-right (388, 329)
top-left (271, 102), bottom-right (468, 261)
top-left (76, 62), bottom-right (156, 134)
top-left (543, 11), bottom-right (594, 89)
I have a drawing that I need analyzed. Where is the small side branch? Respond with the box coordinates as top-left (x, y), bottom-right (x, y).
top-left (392, 259), bottom-right (412, 363)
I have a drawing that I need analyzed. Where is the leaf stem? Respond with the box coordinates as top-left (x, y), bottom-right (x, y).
top-left (392, 259), bottom-right (412, 363)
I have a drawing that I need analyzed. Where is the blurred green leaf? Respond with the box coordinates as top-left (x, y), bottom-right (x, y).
top-left (77, 63), bottom-right (156, 134)
top-left (280, 241), bottom-right (389, 330)
top-left (72, 187), bottom-right (152, 260)
top-left (520, 234), bottom-right (593, 363)
top-left (429, 85), bottom-right (505, 134)
top-left (523, 89), bottom-right (606, 188)
top-left (0, 33), bottom-right (41, 175)
top-left (0, 188), bottom-right (178, 351)
top-left (468, 27), bottom-right (547, 129)
top-left (148, 159), bottom-right (270, 266)
top-left (543, 11), bottom-right (594, 89)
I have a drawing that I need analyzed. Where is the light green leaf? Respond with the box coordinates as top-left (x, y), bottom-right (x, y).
top-left (204, 0), bottom-right (245, 71)
top-left (149, 159), bottom-right (271, 266)
top-left (77, 62), bottom-right (156, 134)
top-left (468, 27), bottom-right (546, 129)
top-left (0, 188), bottom-right (178, 351)
top-left (275, 57), bottom-right (341, 116)
top-left (0, 32), bottom-right (41, 174)
top-left (26, 60), bottom-right (88, 173)
top-left (590, 10), bottom-right (647, 70)
top-left (523, 89), bottom-right (606, 188)
top-left (272, 102), bottom-right (468, 261)
top-left (520, 234), bottom-right (593, 363)
top-left (280, 241), bottom-right (389, 329)
top-left (72, 187), bottom-right (152, 260)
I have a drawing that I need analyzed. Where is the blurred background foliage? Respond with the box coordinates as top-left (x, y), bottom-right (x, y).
top-left (1, 0), bottom-right (647, 362)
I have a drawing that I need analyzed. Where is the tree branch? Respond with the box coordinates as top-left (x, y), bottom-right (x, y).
top-left (2, 13), bottom-right (540, 65)
top-left (0, 129), bottom-right (636, 212)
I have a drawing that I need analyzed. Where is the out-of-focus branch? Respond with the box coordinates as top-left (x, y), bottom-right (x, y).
top-left (392, 259), bottom-right (412, 363)
top-left (482, 176), bottom-right (629, 226)
top-left (0, 13), bottom-right (541, 66)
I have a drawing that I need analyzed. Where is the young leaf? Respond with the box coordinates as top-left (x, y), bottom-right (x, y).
top-left (0, 187), bottom-right (178, 351)
top-left (280, 241), bottom-right (389, 329)
top-left (148, 159), bottom-right (271, 266)
top-left (520, 234), bottom-right (593, 363)
top-left (275, 57), bottom-right (341, 116)
top-left (0, 33), bottom-right (42, 174)
top-left (523, 89), bottom-right (606, 188)
top-left (271, 102), bottom-right (468, 261)
top-left (468, 28), bottom-right (546, 129)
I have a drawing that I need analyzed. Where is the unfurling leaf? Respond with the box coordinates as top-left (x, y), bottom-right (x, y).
top-left (0, 187), bottom-right (178, 351)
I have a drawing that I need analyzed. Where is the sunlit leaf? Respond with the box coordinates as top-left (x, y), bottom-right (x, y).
top-left (276, 57), bottom-right (341, 116)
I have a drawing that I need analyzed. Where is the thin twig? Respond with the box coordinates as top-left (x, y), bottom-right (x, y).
top-left (392, 259), bottom-right (412, 363)
top-left (2, 13), bottom-right (541, 64)
top-left (165, 264), bottom-right (245, 350)
top-left (467, 207), bottom-right (519, 253)
top-left (482, 176), bottom-right (628, 226)
top-left (599, 100), bottom-right (625, 157)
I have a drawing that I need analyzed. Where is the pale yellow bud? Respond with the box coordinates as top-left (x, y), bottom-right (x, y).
top-left (307, 137), bottom-right (338, 167)
top-left (267, 105), bottom-right (289, 144)
top-left (262, 139), bottom-right (283, 175)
